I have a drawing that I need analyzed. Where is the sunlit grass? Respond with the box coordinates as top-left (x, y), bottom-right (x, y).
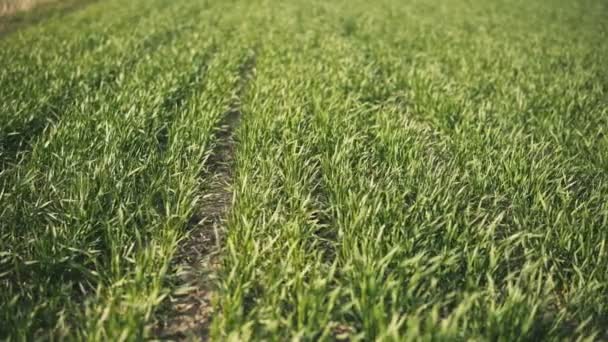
top-left (1, 0), bottom-right (606, 340)
top-left (212, 0), bottom-right (608, 340)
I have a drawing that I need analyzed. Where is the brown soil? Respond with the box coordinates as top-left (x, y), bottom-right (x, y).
top-left (0, 0), bottom-right (54, 16)
top-left (154, 122), bottom-right (235, 340)
top-left (154, 52), bottom-right (256, 341)
top-left (0, 0), bottom-right (98, 36)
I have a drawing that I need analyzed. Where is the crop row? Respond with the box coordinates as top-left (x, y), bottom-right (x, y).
top-left (213, 0), bottom-right (608, 340)
top-left (1, 0), bottom-right (250, 338)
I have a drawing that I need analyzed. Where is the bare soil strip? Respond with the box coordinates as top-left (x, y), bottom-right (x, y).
top-left (155, 51), bottom-right (256, 341)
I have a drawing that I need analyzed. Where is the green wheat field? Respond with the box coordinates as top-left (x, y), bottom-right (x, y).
top-left (1, 0), bottom-right (607, 340)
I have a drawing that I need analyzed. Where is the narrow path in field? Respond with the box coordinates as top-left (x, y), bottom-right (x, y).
top-left (155, 51), bottom-right (256, 340)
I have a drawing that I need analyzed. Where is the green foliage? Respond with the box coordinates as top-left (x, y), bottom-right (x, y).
top-left (1, 0), bottom-right (607, 340)
top-left (213, 0), bottom-right (608, 340)
top-left (1, 0), bottom-right (245, 338)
